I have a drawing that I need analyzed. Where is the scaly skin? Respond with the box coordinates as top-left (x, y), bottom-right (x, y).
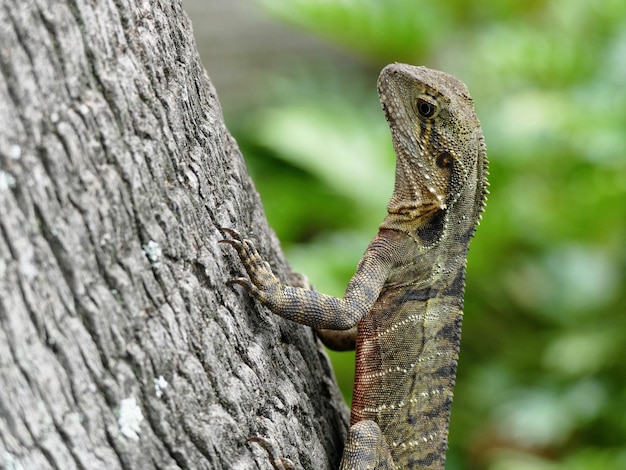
top-left (220, 63), bottom-right (488, 469)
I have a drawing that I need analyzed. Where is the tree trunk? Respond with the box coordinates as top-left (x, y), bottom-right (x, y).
top-left (0, 0), bottom-right (348, 468)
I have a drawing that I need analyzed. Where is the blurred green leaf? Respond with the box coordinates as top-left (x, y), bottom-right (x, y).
top-left (258, 0), bottom-right (453, 62)
top-left (249, 100), bottom-right (393, 209)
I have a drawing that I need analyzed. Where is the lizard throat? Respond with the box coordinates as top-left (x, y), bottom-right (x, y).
top-left (381, 201), bottom-right (447, 241)
top-left (387, 200), bottom-right (447, 215)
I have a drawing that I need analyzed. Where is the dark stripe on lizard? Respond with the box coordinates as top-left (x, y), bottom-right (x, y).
top-left (399, 287), bottom-right (437, 303)
top-left (422, 395), bottom-right (454, 419)
top-left (432, 361), bottom-right (458, 379)
top-left (409, 452), bottom-right (444, 468)
top-left (443, 268), bottom-right (466, 299)
top-left (434, 323), bottom-right (462, 346)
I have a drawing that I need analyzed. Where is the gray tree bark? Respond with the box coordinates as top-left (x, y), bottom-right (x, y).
top-left (0, 0), bottom-right (348, 468)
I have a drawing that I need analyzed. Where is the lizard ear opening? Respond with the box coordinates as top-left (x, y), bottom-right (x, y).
top-left (436, 152), bottom-right (453, 169)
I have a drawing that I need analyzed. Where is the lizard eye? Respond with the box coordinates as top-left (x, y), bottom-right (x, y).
top-left (436, 152), bottom-right (453, 169)
top-left (415, 98), bottom-right (437, 118)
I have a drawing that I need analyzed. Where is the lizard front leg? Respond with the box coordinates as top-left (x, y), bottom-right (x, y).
top-left (219, 227), bottom-right (390, 331)
top-left (220, 227), bottom-right (401, 468)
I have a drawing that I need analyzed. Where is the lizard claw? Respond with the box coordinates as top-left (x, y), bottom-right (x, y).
top-left (219, 227), bottom-right (251, 290)
top-left (218, 227), bottom-right (244, 249)
top-left (219, 228), bottom-right (260, 294)
top-left (218, 237), bottom-right (242, 249)
top-left (248, 437), bottom-right (296, 470)
top-left (225, 277), bottom-right (253, 290)
top-left (218, 226), bottom-right (242, 240)
top-left (218, 227), bottom-right (264, 270)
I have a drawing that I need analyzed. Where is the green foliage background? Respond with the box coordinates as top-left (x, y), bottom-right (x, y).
top-left (228, 1), bottom-right (626, 468)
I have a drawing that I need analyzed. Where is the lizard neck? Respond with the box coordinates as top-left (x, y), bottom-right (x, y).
top-left (380, 134), bottom-right (487, 251)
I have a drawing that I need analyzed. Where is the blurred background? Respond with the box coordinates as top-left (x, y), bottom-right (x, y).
top-left (183, 0), bottom-right (626, 468)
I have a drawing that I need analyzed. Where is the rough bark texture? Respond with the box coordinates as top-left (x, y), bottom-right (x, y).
top-left (0, 0), bottom-right (348, 469)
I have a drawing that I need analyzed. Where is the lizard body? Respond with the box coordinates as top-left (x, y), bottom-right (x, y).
top-left (220, 63), bottom-right (488, 469)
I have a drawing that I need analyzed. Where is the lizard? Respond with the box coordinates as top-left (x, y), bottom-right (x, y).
top-left (220, 63), bottom-right (488, 469)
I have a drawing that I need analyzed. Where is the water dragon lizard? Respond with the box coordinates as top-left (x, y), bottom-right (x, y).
top-left (220, 63), bottom-right (488, 469)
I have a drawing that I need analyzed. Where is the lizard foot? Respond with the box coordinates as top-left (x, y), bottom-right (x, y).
top-left (218, 227), bottom-right (281, 303)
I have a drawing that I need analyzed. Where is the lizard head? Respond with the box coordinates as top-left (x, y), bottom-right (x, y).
top-left (377, 63), bottom-right (487, 243)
